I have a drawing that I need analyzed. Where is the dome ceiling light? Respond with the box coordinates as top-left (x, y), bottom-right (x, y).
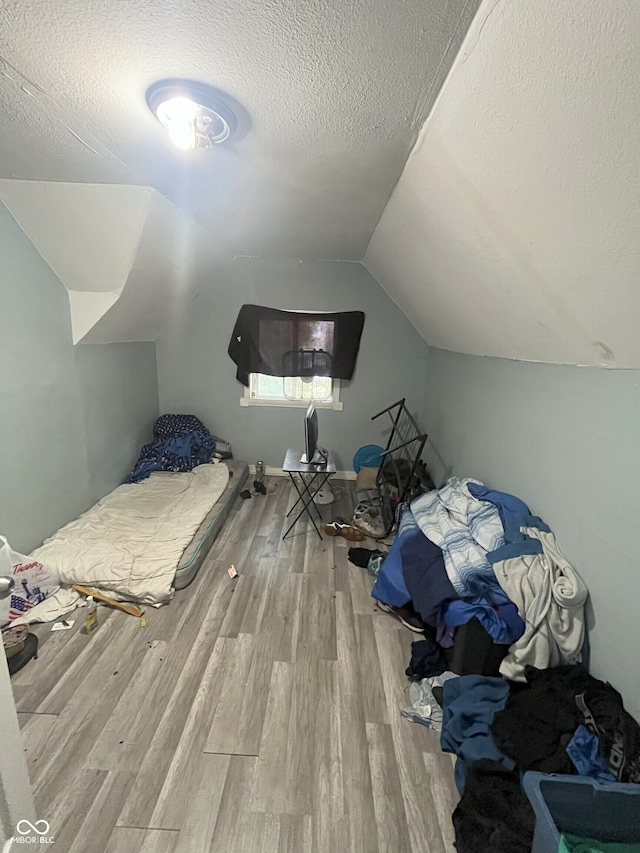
top-left (146, 80), bottom-right (238, 151)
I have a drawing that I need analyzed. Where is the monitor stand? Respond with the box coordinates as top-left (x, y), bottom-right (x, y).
top-left (310, 446), bottom-right (328, 466)
top-left (301, 446), bottom-right (328, 465)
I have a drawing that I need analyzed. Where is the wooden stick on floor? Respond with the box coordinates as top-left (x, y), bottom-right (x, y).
top-left (72, 584), bottom-right (144, 618)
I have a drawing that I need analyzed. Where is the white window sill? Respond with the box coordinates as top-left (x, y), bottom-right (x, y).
top-left (240, 396), bottom-right (343, 411)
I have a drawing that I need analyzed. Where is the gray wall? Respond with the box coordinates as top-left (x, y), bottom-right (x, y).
top-left (0, 202), bottom-right (159, 553)
top-left (424, 346), bottom-right (640, 719)
top-left (156, 256), bottom-right (431, 471)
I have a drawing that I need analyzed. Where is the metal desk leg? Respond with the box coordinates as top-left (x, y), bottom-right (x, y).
top-left (283, 471), bottom-right (331, 539)
top-left (286, 472), bottom-right (323, 521)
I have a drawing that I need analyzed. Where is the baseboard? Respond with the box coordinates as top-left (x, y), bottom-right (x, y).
top-left (249, 464), bottom-right (356, 481)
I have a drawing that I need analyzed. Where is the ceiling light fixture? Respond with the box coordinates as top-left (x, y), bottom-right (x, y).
top-left (146, 79), bottom-right (237, 151)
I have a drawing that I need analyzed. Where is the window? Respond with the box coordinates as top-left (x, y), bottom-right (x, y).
top-left (228, 305), bottom-right (364, 388)
top-left (241, 374), bottom-right (343, 410)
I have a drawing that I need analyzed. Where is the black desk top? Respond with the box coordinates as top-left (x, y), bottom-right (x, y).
top-left (282, 448), bottom-right (336, 474)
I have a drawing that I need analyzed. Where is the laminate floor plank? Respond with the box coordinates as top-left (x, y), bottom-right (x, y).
top-left (249, 661), bottom-right (295, 814)
top-left (332, 539), bottom-right (350, 592)
top-left (35, 611), bottom-right (141, 714)
top-left (355, 614), bottom-right (391, 724)
top-left (116, 577), bottom-right (236, 827)
top-left (105, 827), bottom-right (180, 853)
top-left (373, 617), bottom-right (450, 853)
top-left (237, 557), bottom-right (282, 634)
top-left (254, 571), bottom-right (303, 663)
top-left (204, 632), bottom-right (272, 755)
top-left (11, 614), bottom-right (107, 692)
top-left (296, 572), bottom-right (337, 662)
top-left (279, 814), bottom-right (314, 853)
top-left (348, 555), bottom-right (380, 615)
top-left (17, 712), bottom-right (58, 780)
top-left (310, 659), bottom-right (345, 853)
top-left (215, 490), bottom-right (270, 570)
top-left (147, 637), bottom-right (228, 831)
top-left (367, 722), bottom-right (414, 853)
top-left (218, 574), bottom-right (255, 637)
top-left (259, 481), bottom-right (292, 555)
top-left (173, 753), bottom-right (231, 853)
top-left (69, 770), bottom-right (138, 853)
top-left (334, 591), bottom-right (380, 853)
top-left (40, 766), bottom-right (107, 853)
top-left (303, 529), bottom-right (333, 575)
top-left (423, 752), bottom-right (459, 853)
top-left (14, 608), bottom-right (122, 713)
top-left (13, 476), bottom-right (460, 853)
top-left (29, 622), bottom-right (150, 797)
top-left (85, 640), bottom-right (169, 771)
top-left (279, 520), bottom-right (310, 570)
top-left (209, 755), bottom-right (265, 853)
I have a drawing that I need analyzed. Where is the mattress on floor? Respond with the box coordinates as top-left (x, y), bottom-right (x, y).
top-left (174, 459), bottom-right (250, 589)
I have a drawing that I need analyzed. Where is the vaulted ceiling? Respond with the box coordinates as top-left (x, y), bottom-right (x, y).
top-left (364, 0), bottom-right (640, 368)
top-left (0, 0), bottom-right (478, 260)
top-left (1, 0), bottom-right (638, 367)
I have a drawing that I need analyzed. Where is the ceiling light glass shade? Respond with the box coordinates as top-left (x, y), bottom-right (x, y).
top-left (146, 80), bottom-right (237, 150)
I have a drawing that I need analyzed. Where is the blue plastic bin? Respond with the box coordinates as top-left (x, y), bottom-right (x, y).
top-left (352, 444), bottom-right (384, 473)
top-left (523, 772), bottom-right (640, 853)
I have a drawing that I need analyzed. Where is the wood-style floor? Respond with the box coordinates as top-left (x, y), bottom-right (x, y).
top-left (12, 476), bottom-right (459, 853)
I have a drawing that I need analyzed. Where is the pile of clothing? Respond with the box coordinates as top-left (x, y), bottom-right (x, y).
top-left (371, 477), bottom-right (588, 680)
top-left (126, 414), bottom-right (232, 483)
top-left (437, 665), bottom-right (640, 852)
top-left (377, 478), bottom-right (639, 852)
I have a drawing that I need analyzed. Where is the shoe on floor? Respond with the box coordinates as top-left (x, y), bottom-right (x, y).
top-left (353, 512), bottom-right (387, 539)
top-left (353, 502), bottom-right (381, 521)
top-left (347, 547), bottom-right (384, 568)
top-left (376, 601), bottom-right (426, 633)
top-left (323, 522), bottom-right (365, 541)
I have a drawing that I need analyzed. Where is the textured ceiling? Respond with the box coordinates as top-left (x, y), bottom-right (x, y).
top-left (365, 0), bottom-right (640, 368)
top-left (0, 0), bottom-right (479, 261)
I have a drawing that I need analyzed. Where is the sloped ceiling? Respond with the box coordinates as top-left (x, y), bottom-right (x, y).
top-left (0, 182), bottom-right (151, 342)
top-left (83, 190), bottom-right (216, 344)
top-left (365, 0), bottom-right (640, 368)
top-left (0, 0), bottom-right (479, 261)
top-left (0, 182), bottom-right (212, 342)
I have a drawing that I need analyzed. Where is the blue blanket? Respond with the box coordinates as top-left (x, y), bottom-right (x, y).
top-left (440, 674), bottom-right (514, 794)
top-left (126, 414), bottom-right (218, 483)
top-left (399, 511), bottom-right (458, 626)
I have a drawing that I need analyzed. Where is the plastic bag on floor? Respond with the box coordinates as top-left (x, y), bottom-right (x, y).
top-left (401, 679), bottom-right (445, 730)
top-left (401, 671), bottom-right (459, 731)
top-left (0, 536), bottom-right (59, 626)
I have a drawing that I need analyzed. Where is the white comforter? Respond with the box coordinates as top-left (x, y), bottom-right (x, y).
top-left (21, 462), bottom-right (229, 616)
top-left (494, 526), bottom-right (588, 681)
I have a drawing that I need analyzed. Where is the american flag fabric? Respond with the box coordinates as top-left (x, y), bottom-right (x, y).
top-left (9, 594), bottom-right (34, 622)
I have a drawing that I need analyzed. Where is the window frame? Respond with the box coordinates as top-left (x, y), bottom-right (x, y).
top-left (240, 374), bottom-right (343, 411)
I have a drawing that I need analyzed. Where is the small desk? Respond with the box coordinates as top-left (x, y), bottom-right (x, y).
top-left (282, 448), bottom-right (336, 539)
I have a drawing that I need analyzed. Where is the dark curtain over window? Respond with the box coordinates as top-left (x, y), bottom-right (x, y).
top-left (228, 304), bottom-right (365, 386)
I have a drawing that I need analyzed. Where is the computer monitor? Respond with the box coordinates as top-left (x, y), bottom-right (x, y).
top-left (301, 404), bottom-right (327, 465)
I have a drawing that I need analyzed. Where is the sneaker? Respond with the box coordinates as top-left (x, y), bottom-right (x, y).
top-left (347, 547), bottom-right (384, 568)
top-left (352, 511), bottom-right (387, 539)
top-left (366, 555), bottom-right (384, 577)
top-left (376, 601), bottom-right (426, 633)
top-left (323, 522), bottom-right (365, 541)
top-left (353, 502), bottom-right (381, 520)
